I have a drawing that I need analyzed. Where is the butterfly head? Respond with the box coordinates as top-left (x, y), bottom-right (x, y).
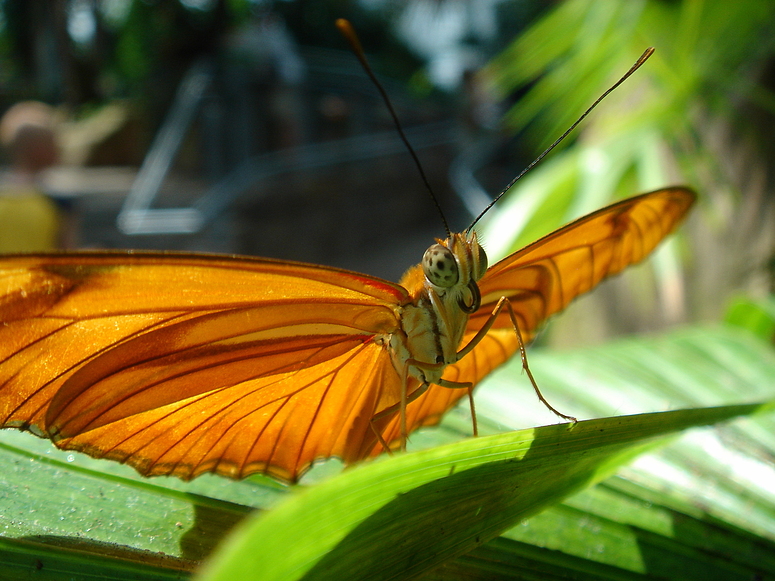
top-left (421, 231), bottom-right (488, 314)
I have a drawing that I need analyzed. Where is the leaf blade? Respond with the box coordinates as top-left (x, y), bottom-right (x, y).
top-left (199, 402), bottom-right (771, 581)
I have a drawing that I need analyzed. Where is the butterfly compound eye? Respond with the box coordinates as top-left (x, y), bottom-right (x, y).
top-left (475, 244), bottom-right (488, 280)
top-left (422, 244), bottom-right (459, 287)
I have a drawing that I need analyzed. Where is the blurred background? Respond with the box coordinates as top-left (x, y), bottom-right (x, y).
top-left (0, 0), bottom-right (773, 346)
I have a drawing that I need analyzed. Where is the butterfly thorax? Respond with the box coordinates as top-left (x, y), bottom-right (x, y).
top-left (388, 231), bottom-right (488, 386)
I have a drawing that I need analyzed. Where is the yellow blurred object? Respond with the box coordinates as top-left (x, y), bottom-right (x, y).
top-left (0, 187), bottom-right (59, 252)
top-left (0, 101), bottom-right (63, 251)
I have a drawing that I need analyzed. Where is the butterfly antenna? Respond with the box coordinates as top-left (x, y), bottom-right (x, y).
top-left (468, 47), bottom-right (656, 231)
top-left (336, 18), bottom-right (452, 238)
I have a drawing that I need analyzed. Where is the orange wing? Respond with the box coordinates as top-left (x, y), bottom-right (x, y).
top-left (0, 253), bottom-right (409, 482)
top-left (375, 187), bottom-right (697, 446)
top-left (0, 188), bottom-right (695, 479)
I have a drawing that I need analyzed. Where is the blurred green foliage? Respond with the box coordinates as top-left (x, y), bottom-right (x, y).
top-left (480, 0), bottom-right (775, 340)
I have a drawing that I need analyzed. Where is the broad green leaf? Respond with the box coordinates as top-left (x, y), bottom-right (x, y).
top-left (197, 402), bottom-right (771, 581)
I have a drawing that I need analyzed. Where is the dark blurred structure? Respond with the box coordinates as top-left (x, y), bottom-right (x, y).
top-left (0, 0), bottom-right (540, 280)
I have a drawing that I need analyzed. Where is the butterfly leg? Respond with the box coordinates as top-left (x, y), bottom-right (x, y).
top-left (467, 387), bottom-right (477, 436)
top-left (456, 296), bottom-right (577, 424)
top-left (369, 422), bottom-right (393, 455)
top-left (370, 371), bottom-right (430, 452)
top-left (431, 378), bottom-right (478, 437)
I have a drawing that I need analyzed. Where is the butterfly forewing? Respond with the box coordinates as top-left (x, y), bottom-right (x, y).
top-left (475, 187), bottom-right (696, 325)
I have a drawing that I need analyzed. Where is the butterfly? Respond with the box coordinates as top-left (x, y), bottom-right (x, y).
top-left (0, 186), bottom-right (694, 483)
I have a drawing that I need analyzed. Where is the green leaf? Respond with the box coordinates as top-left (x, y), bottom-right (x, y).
top-left (0, 536), bottom-right (192, 581)
top-left (197, 402), bottom-right (771, 581)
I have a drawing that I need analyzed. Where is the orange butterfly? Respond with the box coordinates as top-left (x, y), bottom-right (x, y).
top-left (0, 186), bottom-right (694, 482)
